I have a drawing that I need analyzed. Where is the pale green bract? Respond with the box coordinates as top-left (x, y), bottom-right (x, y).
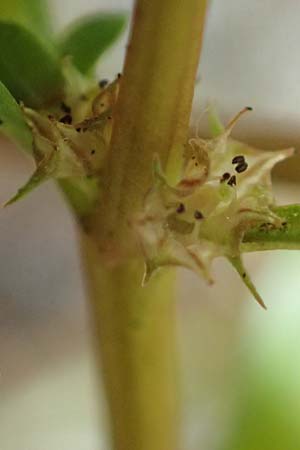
top-left (134, 108), bottom-right (293, 308)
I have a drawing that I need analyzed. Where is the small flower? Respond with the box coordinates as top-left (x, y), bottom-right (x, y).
top-left (4, 75), bottom-right (120, 205)
top-left (135, 108), bottom-right (294, 308)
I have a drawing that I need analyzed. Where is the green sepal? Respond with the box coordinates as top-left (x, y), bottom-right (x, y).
top-left (4, 165), bottom-right (51, 206)
top-left (229, 256), bottom-right (267, 309)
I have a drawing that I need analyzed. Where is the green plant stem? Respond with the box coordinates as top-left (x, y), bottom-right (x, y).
top-left (82, 234), bottom-right (178, 450)
top-left (242, 205), bottom-right (300, 252)
top-left (88, 0), bottom-right (207, 250)
top-left (80, 1), bottom-right (207, 449)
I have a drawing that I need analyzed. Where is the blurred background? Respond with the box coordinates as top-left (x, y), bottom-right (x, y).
top-left (1, 1), bottom-right (300, 449)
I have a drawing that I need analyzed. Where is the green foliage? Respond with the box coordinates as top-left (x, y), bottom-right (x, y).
top-left (58, 13), bottom-right (127, 74)
top-left (0, 0), bottom-right (52, 41)
top-left (0, 80), bottom-right (32, 151)
top-left (0, 22), bottom-right (64, 108)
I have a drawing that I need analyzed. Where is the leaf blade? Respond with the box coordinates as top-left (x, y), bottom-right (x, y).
top-left (0, 0), bottom-right (52, 41)
top-left (0, 80), bottom-right (32, 151)
top-left (0, 22), bottom-right (64, 108)
top-left (59, 13), bottom-right (127, 74)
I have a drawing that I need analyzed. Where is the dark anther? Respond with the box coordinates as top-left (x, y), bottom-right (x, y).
top-left (99, 79), bottom-right (109, 88)
top-left (117, 73), bottom-right (122, 79)
top-left (61, 102), bottom-right (71, 114)
top-left (232, 155), bottom-right (245, 164)
top-left (91, 149), bottom-right (96, 155)
top-left (242, 272), bottom-right (246, 278)
top-left (59, 114), bottom-right (72, 125)
top-left (227, 175), bottom-right (236, 186)
top-left (76, 127), bottom-right (81, 132)
top-left (246, 106), bottom-right (253, 111)
top-left (176, 203), bottom-right (185, 214)
top-left (235, 162), bottom-right (248, 173)
top-left (220, 172), bottom-right (231, 183)
top-left (194, 210), bottom-right (204, 220)
top-left (108, 116), bottom-right (112, 120)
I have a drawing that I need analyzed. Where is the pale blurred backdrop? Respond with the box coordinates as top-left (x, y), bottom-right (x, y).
top-left (1, 1), bottom-right (300, 450)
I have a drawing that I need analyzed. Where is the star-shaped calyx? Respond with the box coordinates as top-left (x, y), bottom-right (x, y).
top-left (134, 107), bottom-right (294, 308)
top-left (4, 75), bottom-right (120, 205)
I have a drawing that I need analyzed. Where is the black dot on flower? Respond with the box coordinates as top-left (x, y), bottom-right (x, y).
top-left (242, 272), bottom-right (246, 278)
top-left (176, 203), bottom-right (185, 214)
top-left (232, 155), bottom-right (245, 164)
top-left (194, 210), bottom-right (204, 220)
top-left (91, 149), bottom-right (96, 155)
top-left (220, 172), bottom-right (230, 183)
top-left (227, 175), bottom-right (236, 186)
top-left (235, 162), bottom-right (248, 173)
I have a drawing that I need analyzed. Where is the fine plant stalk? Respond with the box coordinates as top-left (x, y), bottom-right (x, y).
top-left (81, 1), bottom-right (207, 449)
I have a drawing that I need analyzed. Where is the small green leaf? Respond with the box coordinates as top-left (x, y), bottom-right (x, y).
top-left (0, 0), bottom-right (52, 41)
top-left (59, 13), bottom-right (127, 74)
top-left (0, 80), bottom-right (32, 151)
top-left (0, 22), bottom-right (64, 108)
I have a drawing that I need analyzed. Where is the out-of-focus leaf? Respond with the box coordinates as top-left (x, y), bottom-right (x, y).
top-left (0, 22), bottom-right (64, 108)
top-left (59, 13), bottom-right (127, 74)
top-left (0, 80), bottom-right (32, 151)
top-left (0, 0), bottom-right (52, 41)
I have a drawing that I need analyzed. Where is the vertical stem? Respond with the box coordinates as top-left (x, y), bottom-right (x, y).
top-left (82, 1), bottom-right (207, 449)
top-left (82, 234), bottom-right (178, 450)
top-left (90, 0), bottom-right (207, 249)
